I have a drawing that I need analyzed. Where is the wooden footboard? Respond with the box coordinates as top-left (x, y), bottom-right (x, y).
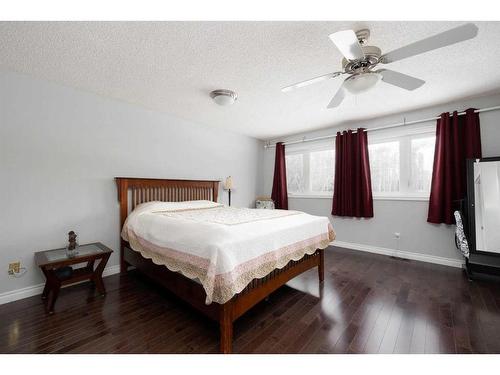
top-left (124, 245), bottom-right (324, 353)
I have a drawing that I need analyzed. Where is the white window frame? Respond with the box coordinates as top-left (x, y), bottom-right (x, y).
top-left (286, 143), bottom-right (335, 199)
top-left (285, 124), bottom-right (436, 201)
top-left (368, 125), bottom-right (435, 201)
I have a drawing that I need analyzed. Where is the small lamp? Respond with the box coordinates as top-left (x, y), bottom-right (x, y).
top-left (224, 176), bottom-right (233, 206)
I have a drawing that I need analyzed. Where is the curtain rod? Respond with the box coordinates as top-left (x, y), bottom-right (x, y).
top-left (264, 105), bottom-right (500, 149)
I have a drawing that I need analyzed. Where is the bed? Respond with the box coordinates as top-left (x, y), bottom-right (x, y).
top-left (116, 177), bottom-right (334, 353)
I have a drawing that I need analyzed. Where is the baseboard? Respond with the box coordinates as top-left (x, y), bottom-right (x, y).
top-left (0, 264), bottom-right (121, 305)
top-left (331, 240), bottom-right (464, 269)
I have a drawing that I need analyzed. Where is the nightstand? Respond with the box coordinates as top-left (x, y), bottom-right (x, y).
top-left (34, 242), bottom-right (113, 314)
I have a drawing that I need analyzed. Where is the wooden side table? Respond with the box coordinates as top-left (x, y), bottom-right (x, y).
top-left (34, 242), bottom-right (113, 314)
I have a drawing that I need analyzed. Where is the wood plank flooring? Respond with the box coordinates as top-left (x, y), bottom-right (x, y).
top-left (2, 246), bottom-right (500, 354)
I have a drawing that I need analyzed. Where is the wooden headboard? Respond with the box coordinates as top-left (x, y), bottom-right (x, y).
top-left (115, 177), bottom-right (220, 229)
top-left (115, 177), bottom-right (220, 273)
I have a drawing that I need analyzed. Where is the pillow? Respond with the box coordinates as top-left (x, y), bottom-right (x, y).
top-left (135, 200), bottom-right (223, 214)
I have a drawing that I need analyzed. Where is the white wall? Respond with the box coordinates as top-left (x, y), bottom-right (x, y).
top-left (0, 71), bottom-right (263, 296)
top-left (260, 93), bottom-right (500, 263)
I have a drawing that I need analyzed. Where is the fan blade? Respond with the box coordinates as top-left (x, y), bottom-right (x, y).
top-left (377, 69), bottom-right (425, 91)
top-left (329, 30), bottom-right (365, 61)
top-left (327, 81), bottom-right (346, 109)
top-left (281, 72), bottom-right (343, 92)
top-left (381, 23), bottom-right (478, 64)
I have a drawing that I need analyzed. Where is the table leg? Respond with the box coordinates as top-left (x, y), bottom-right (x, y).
top-left (45, 270), bottom-right (61, 314)
top-left (92, 253), bottom-right (110, 296)
top-left (86, 259), bottom-right (95, 272)
top-left (94, 275), bottom-right (105, 295)
top-left (41, 281), bottom-right (50, 300)
top-left (41, 268), bottom-right (51, 300)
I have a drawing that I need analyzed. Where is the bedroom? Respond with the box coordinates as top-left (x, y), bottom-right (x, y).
top-left (1, 0), bottom-right (500, 372)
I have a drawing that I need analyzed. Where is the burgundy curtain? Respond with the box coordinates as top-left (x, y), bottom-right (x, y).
top-left (427, 108), bottom-right (482, 224)
top-left (271, 142), bottom-right (288, 209)
top-left (332, 129), bottom-right (373, 217)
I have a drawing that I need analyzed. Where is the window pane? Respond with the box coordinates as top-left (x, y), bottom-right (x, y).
top-left (310, 149), bottom-right (334, 192)
top-left (410, 136), bottom-right (435, 192)
top-left (369, 141), bottom-right (400, 193)
top-left (285, 154), bottom-right (305, 193)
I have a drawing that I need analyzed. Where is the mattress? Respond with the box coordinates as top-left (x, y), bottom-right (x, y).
top-left (121, 200), bottom-right (335, 304)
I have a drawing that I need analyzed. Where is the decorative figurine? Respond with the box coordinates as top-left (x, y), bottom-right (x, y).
top-left (68, 231), bottom-right (77, 250)
top-left (66, 230), bottom-right (78, 258)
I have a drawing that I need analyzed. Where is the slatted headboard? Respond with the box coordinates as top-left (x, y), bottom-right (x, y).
top-left (115, 177), bottom-right (220, 272)
top-left (115, 177), bottom-right (220, 228)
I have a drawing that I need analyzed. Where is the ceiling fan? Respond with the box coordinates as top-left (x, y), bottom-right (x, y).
top-left (282, 23), bottom-right (478, 109)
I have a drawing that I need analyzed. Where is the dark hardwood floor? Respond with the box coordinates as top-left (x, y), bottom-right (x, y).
top-left (2, 246), bottom-right (500, 354)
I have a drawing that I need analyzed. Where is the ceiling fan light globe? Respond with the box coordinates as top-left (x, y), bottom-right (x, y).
top-left (343, 72), bottom-right (381, 94)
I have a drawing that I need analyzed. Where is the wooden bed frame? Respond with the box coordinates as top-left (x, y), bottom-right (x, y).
top-left (115, 177), bottom-right (324, 353)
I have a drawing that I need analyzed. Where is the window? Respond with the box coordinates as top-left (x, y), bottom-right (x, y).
top-left (369, 141), bottom-right (400, 194)
top-left (286, 147), bottom-right (334, 196)
top-left (284, 128), bottom-right (435, 200)
top-left (368, 132), bottom-right (435, 198)
top-left (310, 150), bottom-right (334, 193)
top-left (410, 136), bottom-right (435, 193)
top-left (285, 153), bottom-right (305, 193)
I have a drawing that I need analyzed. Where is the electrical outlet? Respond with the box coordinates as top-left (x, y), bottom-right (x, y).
top-left (8, 262), bottom-right (20, 275)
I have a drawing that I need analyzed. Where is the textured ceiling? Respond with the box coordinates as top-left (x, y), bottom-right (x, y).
top-left (1, 21), bottom-right (500, 140)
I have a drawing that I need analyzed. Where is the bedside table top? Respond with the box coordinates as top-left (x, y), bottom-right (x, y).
top-left (35, 242), bottom-right (113, 268)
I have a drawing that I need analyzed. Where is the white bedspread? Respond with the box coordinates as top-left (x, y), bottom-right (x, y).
top-left (122, 201), bottom-right (335, 304)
